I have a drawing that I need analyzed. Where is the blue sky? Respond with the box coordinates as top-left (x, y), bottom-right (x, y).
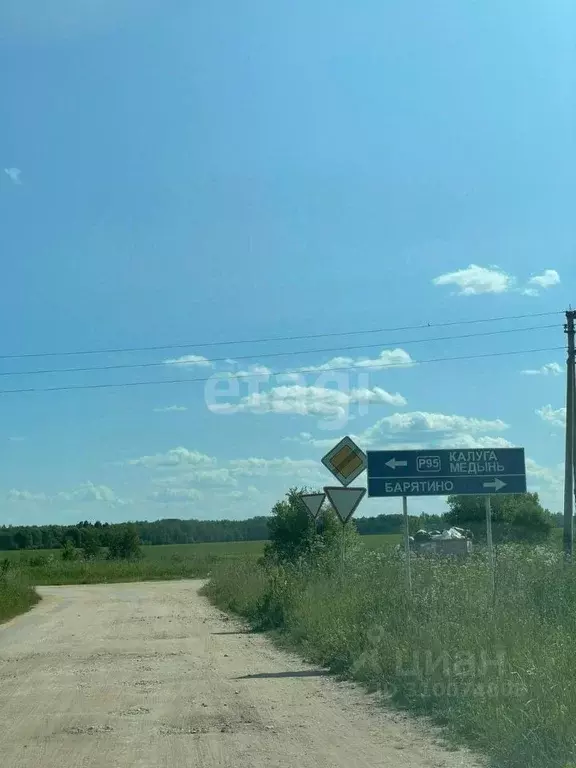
top-left (1, 0), bottom-right (574, 525)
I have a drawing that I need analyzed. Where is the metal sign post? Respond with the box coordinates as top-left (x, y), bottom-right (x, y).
top-left (320, 437), bottom-right (368, 581)
top-left (324, 485), bottom-right (366, 582)
top-left (402, 495), bottom-right (412, 599)
top-left (485, 495), bottom-right (495, 600)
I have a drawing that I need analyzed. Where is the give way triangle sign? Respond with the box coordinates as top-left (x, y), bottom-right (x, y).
top-left (300, 493), bottom-right (326, 520)
top-left (324, 486), bottom-right (366, 524)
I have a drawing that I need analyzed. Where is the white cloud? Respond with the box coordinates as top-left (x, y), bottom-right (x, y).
top-left (224, 486), bottom-right (261, 501)
top-left (285, 423), bottom-right (511, 452)
top-left (56, 482), bottom-right (129, 504)
top-left (526, 269), bottom-right (561, 293)
top-left (127, 447), bottom-right (216, 469)
top-left (7, 489), bottom-right (47, 502)
top-left (366, 441), bottom-right (426, 450)
top-left (229, 457), bottom-right (324, 481)
top-left (276, 372), bottom-right (304, 383)
top-left (375, 411), bottom-right (509, 434)
top-left (283, 431), bottom-right (314, 443)
top-left (436, 434), bottom-right (515, 449)
top-left (284, 432), bottom-right (348, 448)
top-left (212, 384), bottom-right (406, 418)
top-left (536, 404), bottom-right (566, 427)
top-left (4, 167), bottom-right (22, 185)
top-left (521, 363), bottom-right (562, 377)
top-left (153, 468), bottom-right (238, 487)
top-left (525, 458), bottom-right (564, 490)
top-left (352, 387), bottom-right (407, 406)
top-left (163, 354), bottom-right (212, 368)
top-left (433, 264), bottom-right (561, 298)
top-left (153, 405), bottom-right (188, 412)
top-left (283, 428), bottom-right (424, 450)
top-left (222, 364), bottom-right (272, 379)
top-left (7, 482), bottom-right (129, 505)
top-left (148, 488), bottom-right (203, 503)
top-left (433, 264), bottom-right (513, 295)
top-left (298, 348), bottom-right (415, 373)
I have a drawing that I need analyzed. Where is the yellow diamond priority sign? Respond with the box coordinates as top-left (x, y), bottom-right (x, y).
top-left (321, 436), bottom-right (367, 487)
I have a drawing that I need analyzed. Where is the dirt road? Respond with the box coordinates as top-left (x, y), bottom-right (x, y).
top-left (0, 581), bottom-right (481, 768)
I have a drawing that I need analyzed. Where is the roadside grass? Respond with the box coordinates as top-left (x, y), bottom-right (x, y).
top-left (0, 568), bottom-right (40, 624)
top-left (204, 544), bottom-right (576, 768)
top-left (7, 541), bottom-right (265, 585)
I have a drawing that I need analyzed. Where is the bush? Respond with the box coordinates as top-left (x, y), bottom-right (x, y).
top-left (264, 486), bottom-right (360, 566)
top-left (81, 529), bottom-right (102, 560)
top-left (445, 492), bottom-right (553, 543)
top-left (28, 554), bottom-right (49, 567)
top-left (61, 541), bottom-right (79, 561)
top-left (107, 526), bottom-right (142, 560)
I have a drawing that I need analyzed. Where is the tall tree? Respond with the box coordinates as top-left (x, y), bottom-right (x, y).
top-left (444, 492), bottom-right (552, 543)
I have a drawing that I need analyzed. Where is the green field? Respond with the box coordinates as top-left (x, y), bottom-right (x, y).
top-left (1, 540), bottom-right (262, 563)
top-left (0, 540), bottom-right (265, 586)
top-left (0, 534), bottom-right (401, 564)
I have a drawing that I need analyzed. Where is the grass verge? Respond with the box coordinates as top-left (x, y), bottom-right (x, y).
top-left (4, 543), bottom-right (265, 587)
top-left (204, 544), bottom-right (576, 768)
top-left (0, 569), bottom-right (40, 624)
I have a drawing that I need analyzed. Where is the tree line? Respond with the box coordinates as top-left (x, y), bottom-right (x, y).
top-left (0, 517), bottom-right (271, 551)
top-left (0, 493), bottom-right (561, 551)
top-left (0, 513), bottom-right (441, 551)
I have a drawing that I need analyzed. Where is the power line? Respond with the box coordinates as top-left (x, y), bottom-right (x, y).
top-left (0, 345), bottom-right (565, 395)
top-left (0, 323), bottom-right (559, 379)
top-left (0, 310), bottom-right (563, 361)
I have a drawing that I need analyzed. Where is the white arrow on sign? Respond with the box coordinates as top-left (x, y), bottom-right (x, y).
top-left (483, 478), bottom-right (507, 492)
top-left (385, 458), bottom-right (408, 470)
top-left (324, 486), bottom-right (366, 524)
top-left (300, 493), bottom-right (326, 520)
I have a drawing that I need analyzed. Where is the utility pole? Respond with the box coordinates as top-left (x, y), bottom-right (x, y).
top-left (563, 309), bottom-right (576, 560)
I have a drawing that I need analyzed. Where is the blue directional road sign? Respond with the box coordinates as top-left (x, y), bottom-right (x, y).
top-left (367, 447), bottom-right (526, 497)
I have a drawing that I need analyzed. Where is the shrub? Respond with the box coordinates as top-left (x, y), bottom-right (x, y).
top-left (264, 486), bottom-right (360, 566)
top-left (81, 529), bottom-right (102, 560)
top-left (107, 526), bottom-right (142, 560)
top-left (28, 554), bottom-right (48, 567)
top-left (61, 541), bottom-right (79, 561)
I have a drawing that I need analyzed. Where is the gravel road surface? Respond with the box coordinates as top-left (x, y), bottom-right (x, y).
top-left (0, 581), bottom-right (482, 768)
